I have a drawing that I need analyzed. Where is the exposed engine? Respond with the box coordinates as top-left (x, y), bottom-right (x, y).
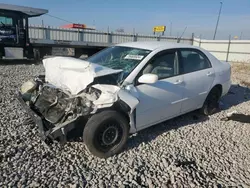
top-left (21, 76), bottom-right (102, 125)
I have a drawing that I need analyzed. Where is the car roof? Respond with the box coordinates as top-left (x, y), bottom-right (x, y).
top-left (0, 3), bottom-right (48, 17)
top-left (116, 41), bottom-right (199, 51)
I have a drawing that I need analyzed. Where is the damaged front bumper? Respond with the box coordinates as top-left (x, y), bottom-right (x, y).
top-left (16, 91), bottom-right (77, 144)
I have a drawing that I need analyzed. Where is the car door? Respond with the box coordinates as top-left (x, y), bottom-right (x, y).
top-left (134, 49), bottom-right (185, 129)
top-left (179, 48), bottom-right (215, 113)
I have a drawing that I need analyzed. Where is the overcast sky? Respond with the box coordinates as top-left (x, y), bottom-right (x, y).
top-left (4, 0), bottom-right (250, 39)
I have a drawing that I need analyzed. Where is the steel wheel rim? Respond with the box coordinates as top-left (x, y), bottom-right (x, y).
top-left (95, 120), bottom-right (123, 152)
top-left (102, 126), bottom-right (119, 145)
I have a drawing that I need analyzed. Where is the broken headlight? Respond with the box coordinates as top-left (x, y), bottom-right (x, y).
top-left (20, 80), bottom-right (38, 101)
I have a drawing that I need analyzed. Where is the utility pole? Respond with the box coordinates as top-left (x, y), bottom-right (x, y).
top-left (240, 32), bottom-right (243, 40)
top-left (42, 19), bottom-right (45, 38)
top-left (213, 2), bottom-right (223, 40)
top-left (170, 22), bottom-right (172, 36)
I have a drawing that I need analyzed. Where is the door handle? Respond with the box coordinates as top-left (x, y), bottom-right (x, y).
top-left (174, 80), bottom-right (183, 85)
top-left (206, 72), bottom-right (214, 76)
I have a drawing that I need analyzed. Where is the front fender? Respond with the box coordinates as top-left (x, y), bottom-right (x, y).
top-left (118, 89), bottom-right (139, 133)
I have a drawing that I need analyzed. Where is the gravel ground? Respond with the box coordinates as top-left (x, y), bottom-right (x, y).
top-left (0, 62), bottom-right (250, 187)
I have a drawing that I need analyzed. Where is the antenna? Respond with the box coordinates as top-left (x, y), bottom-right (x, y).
top-left (177, 26), bottom-right (187, 43)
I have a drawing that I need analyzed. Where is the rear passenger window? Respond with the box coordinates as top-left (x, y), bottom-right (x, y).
top-left (180, 50), bottom-right (211, 74)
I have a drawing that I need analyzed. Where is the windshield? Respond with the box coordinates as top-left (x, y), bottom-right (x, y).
top-left (87, 46), bottom-right (151, 82)
top-left (0, 16), bottom-right (13, 27)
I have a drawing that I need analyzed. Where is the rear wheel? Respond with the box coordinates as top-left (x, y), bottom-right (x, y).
top-left (201, 87), bottom-right (221, 115)
top-left (83, 110), bottom-right (129, 158)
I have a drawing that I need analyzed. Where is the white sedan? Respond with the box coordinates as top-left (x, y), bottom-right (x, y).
top-left (18, 42), bottom-right (231, 158)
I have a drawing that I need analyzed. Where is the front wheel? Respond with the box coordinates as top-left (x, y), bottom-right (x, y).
top-left (83, 110), bottom-right (129, 158)
top-left (201, 87), bottom-right (221, 115)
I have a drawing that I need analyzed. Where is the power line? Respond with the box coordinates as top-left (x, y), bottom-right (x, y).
top-left (177, 26), bottom-right (187, 43)
top-left (45, 13), bottom-right (74, 24)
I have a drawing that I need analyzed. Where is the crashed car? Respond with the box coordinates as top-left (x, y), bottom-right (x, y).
top-left (17, 42), bottom-right (231, 158)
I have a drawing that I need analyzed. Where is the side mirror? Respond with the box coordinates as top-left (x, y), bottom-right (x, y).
top-left (138, 73), bottom-right (158, 84)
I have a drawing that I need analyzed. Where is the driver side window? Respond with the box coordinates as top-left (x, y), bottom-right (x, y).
top-left (142, 50), bottom-right (179, 80)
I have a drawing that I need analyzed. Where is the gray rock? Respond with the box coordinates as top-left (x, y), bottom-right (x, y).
top-left (0, 63), bottom-right (250, 187)
top-left (72, 176), bottom-right (78, 181)
top-left (146, 178), bottom-right (154, 188)
top-left (98, 180), bottom-right (105, 188)
top-left (123, 181), bottom-right (130, 185)
top-left (86, 173), bottom-right (93, 181)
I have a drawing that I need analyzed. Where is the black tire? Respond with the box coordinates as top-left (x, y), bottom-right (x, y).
top-left (83, 110), bottom-right (129, 158)
top-left (201, 87), bottom-right (221, 115)
top-left (0, 48), bottom-right (3, 59)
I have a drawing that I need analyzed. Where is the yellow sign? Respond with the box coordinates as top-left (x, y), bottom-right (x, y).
top-left (153, 26), bottom-right (166, 32)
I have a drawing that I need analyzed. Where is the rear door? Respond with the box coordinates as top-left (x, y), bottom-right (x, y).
top-left (179, 48), bottom-right (215, 113)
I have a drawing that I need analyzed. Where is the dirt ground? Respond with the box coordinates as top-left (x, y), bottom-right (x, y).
top-left (231, 62), bottom-right (250, 87)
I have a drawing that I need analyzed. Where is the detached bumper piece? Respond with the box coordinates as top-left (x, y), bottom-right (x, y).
top-left (16, 91), bottom-right (77, 144)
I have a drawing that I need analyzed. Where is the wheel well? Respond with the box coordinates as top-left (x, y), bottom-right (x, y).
top-left (93, 101), bottom-right (130, 125)
top-left (113, 101), bottom-right (130, 124)
top-left (212, 84), bottom-right (222, 97)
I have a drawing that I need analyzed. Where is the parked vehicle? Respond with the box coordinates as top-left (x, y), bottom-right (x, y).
top-left (0, 3), bottom-right (100, 60)
top-left (0, 3), bottom-right (48, 60)
top-left (17, 42), bottom-right (231, 158)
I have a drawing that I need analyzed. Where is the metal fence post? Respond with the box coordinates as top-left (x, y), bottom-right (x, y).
top-left (79, 30), bottom-right (84, 41)
top-left (199, 34), bottom-right (202, 47)
top-left (226, 35), bottom-right (231, 62)
top-left (108, 32), bottom-right (112, 44)
top-left (133, 34), bottom-right (137, 42)
top-left (77, 29), bottom-right (80, 41)
top-left (45, 26), bottom-right (51, 40)
top-left (158, 35), bottom-right (160, 41)
top-left (43, 27), bottom-right (46, 39)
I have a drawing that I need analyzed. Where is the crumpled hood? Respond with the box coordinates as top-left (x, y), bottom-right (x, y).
top-left (43, 56), bottom-right (123, 95)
